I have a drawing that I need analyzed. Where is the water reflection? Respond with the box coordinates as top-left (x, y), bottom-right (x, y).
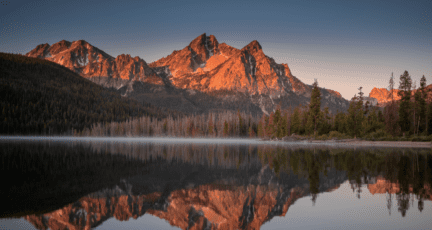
top-left (0, 139), bottom-right (431, 229)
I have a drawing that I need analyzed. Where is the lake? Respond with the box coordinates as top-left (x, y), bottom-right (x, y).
top-left (0, 137), bottom-right (431, 229)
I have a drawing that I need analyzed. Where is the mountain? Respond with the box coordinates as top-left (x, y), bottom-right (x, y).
top-left (0, 52), bottom-right (175, 135)
top-left (26, 34), bottom-right (350, 115)
top-left (368, 87), bottom-right (401, 106)
top-left (368, 86), bottom-right (432, 107)
top-left (25, 40), bottom-right (164, 88)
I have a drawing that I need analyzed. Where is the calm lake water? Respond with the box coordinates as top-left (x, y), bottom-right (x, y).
top-left (0, 137), bottom-right (431, 230)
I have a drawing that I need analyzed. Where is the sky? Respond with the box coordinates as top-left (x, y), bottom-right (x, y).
top-left (1, 0), bottom-right (431, 100)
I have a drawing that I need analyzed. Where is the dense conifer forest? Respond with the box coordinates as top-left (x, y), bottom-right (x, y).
top-left (0, 52), bottom-right (180, 135)
top-left (78, 72), bottom-right (432, 141)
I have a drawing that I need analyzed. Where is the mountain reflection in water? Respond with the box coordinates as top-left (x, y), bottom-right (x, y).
top-left (0, 138), bottom-right (431, 229)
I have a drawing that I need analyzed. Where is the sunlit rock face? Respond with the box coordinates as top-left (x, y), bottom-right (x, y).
top-left (368, 86), bottom-right (432, 107)
top-left (149, 33), bottom-right (348, 114)
top-left (26, 34), bottom-right (349, 114)
top-left (25, 40), bottom-right (164, 90)
top-left (149, 34), bottom-right (342, 98)
top-left (368, 87), bottom-right (401, 106)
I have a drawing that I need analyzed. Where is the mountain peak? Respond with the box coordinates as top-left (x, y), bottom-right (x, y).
top-left (189, 33), bottom-right (207, 46)
top-left (72, 39), bottom-right (89, 46)
top-left (242, 40), bottom-right (262, 53)
top-left (55, 40), bottom-right (72, 48)
top-left (188, 33), bottom-right (219, 61)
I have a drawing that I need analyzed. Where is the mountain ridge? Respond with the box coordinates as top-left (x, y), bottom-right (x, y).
top-left (26, 34), bottom-right (350, 115)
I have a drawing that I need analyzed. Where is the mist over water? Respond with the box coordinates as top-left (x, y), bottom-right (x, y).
top-left (0, 138), bottom-right (431, 229)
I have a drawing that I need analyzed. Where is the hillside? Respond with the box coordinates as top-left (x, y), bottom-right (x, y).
top-left (0, 52), bottom-right (178, 135)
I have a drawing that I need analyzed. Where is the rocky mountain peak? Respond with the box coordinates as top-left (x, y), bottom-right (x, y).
top-left (242, 40), bottom-right (262, 54)
top-left (72, 39), bottom-right (88, 46)
top-left (27, 43), bottom-right (50, 58)
top-left (188, 33), bottom-right (219, 62)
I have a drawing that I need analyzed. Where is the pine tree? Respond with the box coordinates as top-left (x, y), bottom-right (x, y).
top-left (267, 112), bottom-right (276, 139)
top-left (398, 70), bottom-right (412, 137)
top-left (319, 107), bottom-right (331, 135)
top-left (333, 110), bottom-right (341, 133)
top-left (274, 107), bottom-right (282, 138)
top-left (347, 87), bottom-right (365, 138)
top-left (279, 110), bottom-right (288, 138)
top-left (308, 79), bottom-right (321, 136)
top-left (385, 73), bottom-right (399, 136)
top-left (291, 107), bottom-right (301, 135)
top-left (412, 81), bottom-right (421, 135)
top-left (418, 75), bottom-right (427, 134)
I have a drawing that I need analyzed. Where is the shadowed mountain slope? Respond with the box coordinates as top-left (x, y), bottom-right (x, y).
top-left (0, 52), bottom-right (177, 135)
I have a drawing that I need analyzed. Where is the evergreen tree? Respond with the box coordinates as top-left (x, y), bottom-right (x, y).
top-left (347, 87), bottom-right (365, 138)
top-left (279, 111), bottom-right (288, 138)
top-left (385, 72), bottom-right (399, 136)
top-left (333, 110), bottom-right (342, 133)
top-left (274, 107), bottom-right (282, 138)
top-left (418, 75), bottom-right (427, 134)
top-left (291, 107), bottom-right (301, 135)
top-left (308, 79), bottom-right (321, 135)
top-left (398, 70), bottom-right (412, 137)
top-left (267, 112), bottom-right (276, 138)
top-left (319, 107), bottom-right (331, 135)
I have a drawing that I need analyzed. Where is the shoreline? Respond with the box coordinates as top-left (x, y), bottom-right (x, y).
top-left (266, 138), bottom-right (431, 148)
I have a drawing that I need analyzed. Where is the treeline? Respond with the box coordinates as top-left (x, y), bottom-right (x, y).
top-left (0, 52), bottom-right (180, 135)
top-left (77, 110), bottom-right (260, 137)
top-left (256, 71), bottom-right (432, 140)
top-left (77, 70), bottom-right (431, 140)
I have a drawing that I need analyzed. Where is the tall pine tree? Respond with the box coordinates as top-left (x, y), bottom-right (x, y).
top-left (418, 75), bottom-right (427, 134)
top-left (398, 70), bottom-right (412, 137)
top-left (384, 72), bottom-right (399, 136)
top-left (308, 79), bottom-right (321, 136)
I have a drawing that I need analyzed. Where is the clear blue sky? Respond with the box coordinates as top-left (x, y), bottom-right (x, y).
top-left (1, 0), bottom-right (431, 100)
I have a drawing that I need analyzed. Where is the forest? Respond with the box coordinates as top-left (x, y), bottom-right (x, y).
top-left (77, 70), bottom-right (432, 142)
top-left (0, 52), bottom-right (181, 135)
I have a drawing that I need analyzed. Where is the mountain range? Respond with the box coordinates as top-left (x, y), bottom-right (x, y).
top-left (26, 33), bottom-right (350, 115)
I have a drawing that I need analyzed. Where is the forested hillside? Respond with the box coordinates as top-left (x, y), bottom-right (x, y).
top-left (0, 53), bottom-right (179, 135)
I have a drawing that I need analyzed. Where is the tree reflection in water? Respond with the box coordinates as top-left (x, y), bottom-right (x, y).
top-left (0, 140), bottom-right (431, 229)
